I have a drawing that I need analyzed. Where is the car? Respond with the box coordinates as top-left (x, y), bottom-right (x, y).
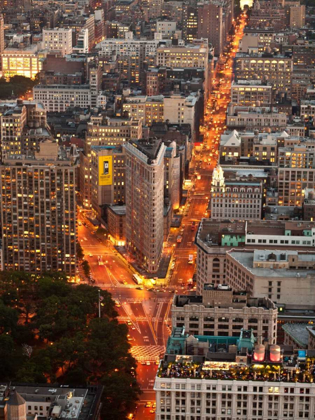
top-left (127, 321), bottom-right (132, 326)
top-left (150, 409), bottom-right (156, 414)
top-left (145, 402), bottom-right (152, 408)
top-left (146, 361), bottom-right (151, 366)
top-left (88, 253), bottom-right (93, 257)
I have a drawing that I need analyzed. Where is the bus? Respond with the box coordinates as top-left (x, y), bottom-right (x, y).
top-left (132, 274), bottom-right (142, 284)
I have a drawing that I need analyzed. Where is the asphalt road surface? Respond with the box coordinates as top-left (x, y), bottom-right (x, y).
top-left (77, 13), bottom-right (248, 419)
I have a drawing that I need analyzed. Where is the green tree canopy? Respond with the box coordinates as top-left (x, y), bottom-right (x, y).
top-left (0, 271), bottom-right (141, 419)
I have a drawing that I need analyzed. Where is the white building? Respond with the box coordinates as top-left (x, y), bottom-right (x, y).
top-left (164, 93), bottom-right (199, 139)
top-left (231, 80), bottom-right (272, 107)
top-left (155, 332), bottom-right (315, 420)
top-left (156, 21), bottom-right (177, 38)
top-left (42, 28), bottom-right (73, 56)
top-left (73, 28), bottom-right (89, 53)
top-left (226, 105), bottom-right (287, 130)
top-left (96, 31), bottom-right (170, 58)
top-left (226, 249), bottom-right (315, 309)
top-left (33, 85), bottom-right (91, 112)
top-left (125, 139), bottom-right (166, 273)
top-left (156, 40), bottom-right (209, 69)
top-left (210, 165), bottom-right (263, 221)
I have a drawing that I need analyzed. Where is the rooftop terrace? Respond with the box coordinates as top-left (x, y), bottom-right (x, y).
top-left (158, 329), bottom-right (315, 384)
top-left (157, 356), bottom-right (315, 384)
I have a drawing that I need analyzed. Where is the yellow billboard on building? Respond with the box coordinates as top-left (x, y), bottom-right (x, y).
top-left (98, 156), bottom-right (113, 186)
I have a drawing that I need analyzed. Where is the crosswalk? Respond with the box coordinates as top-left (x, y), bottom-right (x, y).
top-left (131, 345), bottom-right (165, 362)
top-left (118, 316), bottom-right (147, 322)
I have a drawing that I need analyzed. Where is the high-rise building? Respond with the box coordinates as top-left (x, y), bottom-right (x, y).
top-left (90, 145), bottom-right (126, 218)
top-left (278, 145), bottom-right (315, 206)
top-left (42, 28), bottom-right (73, 56)
top-left (288, 3), bottom-right (305, 28)
top-left (125, 139), bottom-right (166, 273)
top-left (0, 100), bottom-right (51, 160)
top-left (197, 2), bottom-right (224, 55)
top-left (89, 65), bottom-right (102, 108)
top-left (0, 141), bottom-right (77, 277)
top-left (73, 29), bottom-right (89, 53)
top-left (164, 141), bottom-right (181, 210)
top-left (80, 116), bottom-right (142, 208)
top-left (182, 3), bottom-right (198, 43)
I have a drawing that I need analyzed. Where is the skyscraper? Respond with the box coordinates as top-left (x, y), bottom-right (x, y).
top-left (0, 141), bottom-right (77, 277)
top-left (182, 3), bottom-right (198, 42)
top-left (125, 139), bottom-right (166, 273)
top-left (197, 2), bottom-right (224, 55)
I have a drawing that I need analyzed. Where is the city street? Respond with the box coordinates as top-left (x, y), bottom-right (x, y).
top-left (77, 12), bottom-right (247, 419)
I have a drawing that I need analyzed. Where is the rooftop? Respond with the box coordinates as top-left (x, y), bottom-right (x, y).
top-left (174, 290), bottom-right (275, 311)
top-left (282, 323), bottom-right (310, 348)
top-left (128, 138), bottom-right (163, 161)
top-left (196, 219), bottom-right (315, 250)
top-left (34, 84), bottom-right (90, 90)
top-left (0, 384), bottom-right (103, 420)
top-left (157, 330), bottom-right (315, 384)
top-left (228, 250), bottom-right (315, 279)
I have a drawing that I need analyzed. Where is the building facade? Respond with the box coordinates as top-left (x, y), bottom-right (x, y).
top-left (125, 139), bottom-right (166, 273)
top-left (231, 81), bottom-right (272, 107)
top-left (226, 249), bottom-right (315, 309)
top-left (234, 54), bottom-right (293, 97)
top-left (33, 85), bottom-right (91, 112)
top-left (210, 165), bottom-right (263, 221)
top-left (2, 45), bottom-right (43, 79)
top-left (277, 145), bottom-right (315, 206)
top-left (172, 287), bottom-right (278, 343)
top-left (42, 28), bottom-right (73, 56)
top-left (90, 145), bottom-right (125, 217)
top-left (0, 143), bottom-right (76, 277)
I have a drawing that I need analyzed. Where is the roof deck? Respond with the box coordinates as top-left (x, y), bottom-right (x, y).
top-left (157, 355), bottom-right (315, 384)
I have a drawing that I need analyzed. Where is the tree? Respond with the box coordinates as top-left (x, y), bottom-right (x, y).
top-left (77, 242), bottom-right (84, 260)
top-left (0, 272), bottom-right (140, 419)
top-left (82, 260), bottom-right (91, 278)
